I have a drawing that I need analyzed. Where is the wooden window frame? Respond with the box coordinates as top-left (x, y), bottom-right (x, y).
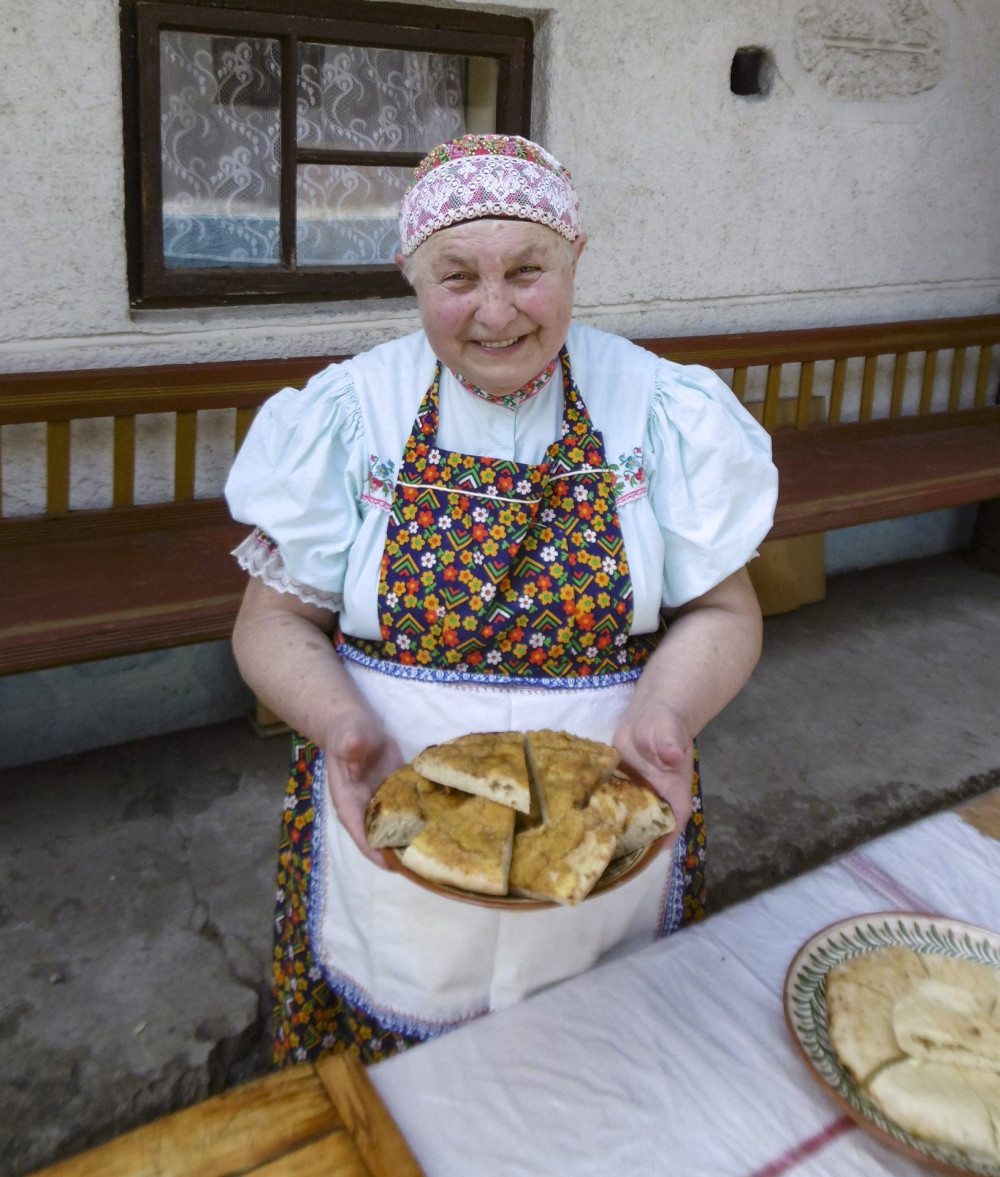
top-left (120, 0), bottom-right (533, 309)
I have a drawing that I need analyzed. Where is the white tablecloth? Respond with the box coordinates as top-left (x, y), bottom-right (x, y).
top-left (370, 811), bottom-right (1000, 1176)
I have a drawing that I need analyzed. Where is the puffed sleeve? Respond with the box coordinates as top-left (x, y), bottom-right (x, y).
top-left (224, 363), bottom-right (367, 602)
top-left (643, 359), bottom-right (778, 607)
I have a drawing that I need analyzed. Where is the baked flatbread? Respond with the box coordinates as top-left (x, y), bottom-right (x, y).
top-left (826, 946), bottom-right (928, 1084)
top-left (922, 954), bottom-right (1000, 1010)
top-left (508, 787), bottom-right (626, 906)
top-left (400, 795), bottom-right (516, 896)
top-left (596, 771), bottom-right (676, 858)
top-left (867, 1058), bottom-right (1000, 1164)
top-left (893, 978), bottom-right (1000, 1074)
top-left (365, 765), bottom-right (465, 849)
top-left (414, 731), bottom-right (532, 814)
top-left (523, 729), bottom-right (620, 824)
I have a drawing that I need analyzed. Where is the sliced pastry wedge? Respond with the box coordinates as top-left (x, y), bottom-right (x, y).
top-left (524, 728), bottom-right (620, 824)
top-left (508, 787), bottom-right (627, 906)
top-left (365, 765), bottom-right (466, 850)
top-left (595, 771), bottom-right (676, 858)
top-left (413, 731), bottom-right (532, 814)
top-left (400, 794), bottom-right (516, 897)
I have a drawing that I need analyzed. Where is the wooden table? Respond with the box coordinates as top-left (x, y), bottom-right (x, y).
top-left (31, 788), bottom-right (999, 1177)
top-left (30, 1052), bottom-right (424, 1177)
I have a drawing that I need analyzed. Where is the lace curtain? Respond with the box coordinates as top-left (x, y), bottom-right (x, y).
top-left (159, 33), bottom-right (468, 268)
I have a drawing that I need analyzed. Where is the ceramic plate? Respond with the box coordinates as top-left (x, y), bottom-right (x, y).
top-left (783, 912), bottom-right (1000, 1176)
top-left (383, 831), bottom-right (670, 910)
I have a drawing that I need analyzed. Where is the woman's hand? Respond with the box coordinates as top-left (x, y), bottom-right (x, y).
top-left (613, 566), bottom-right (764, 841)
top-left (613, 702), bottom-right (695, 845)
top-left (321, 707), bottom-right (405, 865)
top-left (232, 576), bottom-right (401, 864)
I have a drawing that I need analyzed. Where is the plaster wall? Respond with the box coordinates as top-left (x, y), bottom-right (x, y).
top-left (0, 0), bottom-right (997, 374)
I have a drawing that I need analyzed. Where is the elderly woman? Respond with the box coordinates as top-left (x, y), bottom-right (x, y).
top-left (226, 134), bottom-right (778, 1066)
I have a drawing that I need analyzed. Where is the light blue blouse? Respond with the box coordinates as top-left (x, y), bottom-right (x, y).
top-left (225, 324), bottom-right (778, 640)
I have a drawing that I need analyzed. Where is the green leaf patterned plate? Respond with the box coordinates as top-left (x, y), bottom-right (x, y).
top-left (783, 913), bottom-right (1000, 1176)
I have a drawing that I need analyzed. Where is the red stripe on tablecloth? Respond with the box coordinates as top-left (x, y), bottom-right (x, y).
top-left (747, 1116), bottom-right (855, 1176)
top-left (840, 850), bottom-right (937, 913)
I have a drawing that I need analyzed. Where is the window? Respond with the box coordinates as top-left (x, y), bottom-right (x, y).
top-left (120, 1), bottom-right (533, 308)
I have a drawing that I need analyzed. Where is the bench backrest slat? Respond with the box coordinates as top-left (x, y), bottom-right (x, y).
top-left (113, 416), bottom-right (136, 507)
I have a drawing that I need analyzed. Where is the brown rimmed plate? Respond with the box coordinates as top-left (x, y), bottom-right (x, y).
top-left (381, 830), bottom-right (671, 910)
top-left (783, 912), bottom-right (1000, 1176)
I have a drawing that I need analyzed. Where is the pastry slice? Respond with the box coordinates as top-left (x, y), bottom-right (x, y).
top-left (508, 787), bottom-right (627, 906)
top-left (893, 977), bottom-right (1000, 1073)
top-left (400, 795), bottom-right (516, 896)
top-left (825, 946), bottom-right (929, 1085)
top-left (523, 729), bottom-right (620, 824)
top-left (365, 765), bottom-right (465, 849)
top-left (595, 771), bottom-right (676, 858)
top-left (867, 1058), bottom-right (1000, 1164)
top-left (413, 731), bottom-right (532, 814)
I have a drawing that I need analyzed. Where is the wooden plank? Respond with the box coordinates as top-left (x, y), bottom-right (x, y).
top-left (829, 356), bottom-right (846, 425)
top-left (761, 364), bottom-right (782, 431)
top-left (948, 347), bottom-right (966, 412)
top-left (246, 1132), bottom-right (370, 1177)
top-left (28, 1066), bottom-right (342, 1177)
top-left (957, 788), bottom-right (1000, 843)
top-left (0, 514), bottom-right (248, 673)
top-left (974, 344), bottom-right (994, 409)
top-left (767, 421), bottom-right (1000, 539)
top-left (113, 416), bottom-right (137, 507)
top-left (174, 410), bottom-right (198, 501)
top-left (0, 356), bottom-right (346, 424)
top-left (919, 350), bottom-right (938, 415)
top-left (47, 419), bottom-right (71, 513)
top-left (795, 361), bottom-right (815, 430)
top-left (315, 1053), bottom-right (426, 1177)
top-left (889, 352), bottom-right (908, 419)
top-left (859, 354), bottom-right (877, 422)
top-left (639, 314), bottom-right (1000, 369)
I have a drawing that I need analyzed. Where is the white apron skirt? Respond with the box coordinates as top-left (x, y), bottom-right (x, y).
top-left (308, 659), bottom-right (685, 1039)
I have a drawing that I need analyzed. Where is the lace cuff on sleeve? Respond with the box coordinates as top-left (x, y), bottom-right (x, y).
top-left (233, 529), bottom-right (342, 612)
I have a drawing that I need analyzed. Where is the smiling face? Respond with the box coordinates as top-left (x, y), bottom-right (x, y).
top-left (400, 220), bottom-right (586, 397)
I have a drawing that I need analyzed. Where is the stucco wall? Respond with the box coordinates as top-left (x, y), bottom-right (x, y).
top-left (1, 0), bottom-right (997, 373)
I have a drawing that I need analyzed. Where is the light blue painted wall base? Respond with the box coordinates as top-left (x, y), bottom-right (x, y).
top-left (0, 641), bottom-right (254, 769)
top-left (825, 505), bottom-right (978, 577)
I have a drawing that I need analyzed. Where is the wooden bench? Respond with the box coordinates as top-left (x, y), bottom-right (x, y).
top-left (28, 1052), bottom-right (424, 1177)
top-left (2, 314), bottom-right (998, 677)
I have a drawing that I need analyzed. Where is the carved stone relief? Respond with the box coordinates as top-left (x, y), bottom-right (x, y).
top-left (794, 0), bottom-right (949, 100)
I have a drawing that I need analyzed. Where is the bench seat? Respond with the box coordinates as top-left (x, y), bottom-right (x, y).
top-left (2, 502), bottom-right (248, 675)
top-left (769, 408), bottom-right (1000, 540)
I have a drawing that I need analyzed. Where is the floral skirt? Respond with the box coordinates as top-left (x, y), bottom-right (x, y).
top-left (271, 737), bottom-right (706, 1068)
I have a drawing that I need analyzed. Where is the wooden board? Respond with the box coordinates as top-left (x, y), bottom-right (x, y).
top-left (27, 1057), bottom-right (425, 1177)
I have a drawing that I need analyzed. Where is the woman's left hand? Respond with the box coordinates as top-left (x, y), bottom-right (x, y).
top-left (613, 703), bottom-right (695, 844)
top-left (611, 566), bottom-right (765, 842)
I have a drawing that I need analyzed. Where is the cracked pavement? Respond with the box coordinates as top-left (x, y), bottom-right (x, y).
top-left (1, 552), bottom-right (999, 1177)
top-left (0, 720), bottom-right (287, 1177)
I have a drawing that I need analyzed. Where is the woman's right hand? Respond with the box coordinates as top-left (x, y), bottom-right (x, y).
top-left (232, 577), bottom-right (404, 865)
top-left (321, 707), bottom-right (405, 865)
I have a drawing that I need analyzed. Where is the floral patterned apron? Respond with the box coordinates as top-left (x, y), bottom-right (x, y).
top-left (272, 350), bottom-right (707, 1066)
top-left (342, 348), bottom-right (660, 677)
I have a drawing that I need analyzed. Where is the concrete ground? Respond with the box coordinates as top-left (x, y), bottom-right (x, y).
top-left (2, 550), bottom-right (999, 1177)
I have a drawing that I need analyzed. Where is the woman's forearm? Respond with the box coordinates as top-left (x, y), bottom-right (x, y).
top-left (628, 566), bottom-right (763, 742)
top-left (231, 576), bottom-right (372, 749)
